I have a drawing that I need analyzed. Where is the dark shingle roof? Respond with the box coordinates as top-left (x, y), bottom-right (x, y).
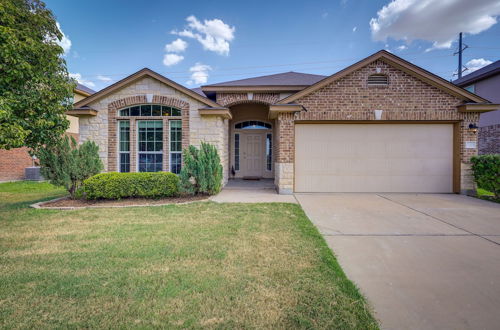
top-left (75, 83), bottom-right (96, 95)
top-left (203, 71), bottom-right (328, 87)
top-left (191, 87), bottom-right (205, 96)
top-left (453, 60), bottom-right (500, 86)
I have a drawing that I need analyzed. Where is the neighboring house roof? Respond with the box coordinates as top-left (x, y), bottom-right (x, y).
top-left (73, 68), bottom-right (220, 109)
top-left (279, 50), bottom-right (489, 104)
top-left (453, 60), bottom-right (500, 87)
top-left (75, 83), bottom-right (96, 96)
top-left (203, 72), bottom-right (327, 87)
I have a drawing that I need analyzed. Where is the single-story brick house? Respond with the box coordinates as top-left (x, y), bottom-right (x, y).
top-left (69, 50), bottom-right (498, 194)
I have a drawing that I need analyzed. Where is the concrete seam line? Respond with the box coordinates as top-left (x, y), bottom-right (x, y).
top-left (377, 194), bottom-right (500, 247)
top-left (323, 233), bottom-right (475, 237)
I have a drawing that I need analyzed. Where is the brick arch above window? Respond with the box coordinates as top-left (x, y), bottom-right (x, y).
top-left (107, 94), bottom-right (190, 172)
top-left (108, 95), bottom-right (189, 111)
top-left (217, 93), bottom-right (280, 107)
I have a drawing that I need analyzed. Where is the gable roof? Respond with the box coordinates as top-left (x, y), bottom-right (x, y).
top-left (74, 68), bottom-right (220, 108)
top-left (203, 72), bottom-right (327, 87)
top-left (278, 50), bottom-right (488, 104)
top-left (75, 83), bottom-right (95, 96)
top-left (453, 60), bottom-right (500, 86)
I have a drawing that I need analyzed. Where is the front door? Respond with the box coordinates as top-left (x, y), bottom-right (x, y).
top-left (242, 134), bottom-right (263, 177)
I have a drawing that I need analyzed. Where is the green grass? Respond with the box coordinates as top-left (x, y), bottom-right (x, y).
top-left (0, 181), bottom-right (378, 329)
top-left (477, 188), bottom-right (494, 197)
top-left (476, 188), bottom-right (499, 204)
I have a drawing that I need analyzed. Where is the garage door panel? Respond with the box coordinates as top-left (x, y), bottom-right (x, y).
top-left (295, 124), bottom-right (453, 193)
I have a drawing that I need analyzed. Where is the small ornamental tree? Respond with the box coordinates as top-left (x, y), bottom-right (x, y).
top-left (470, 154), bottom-right (500, 199)
top-left (180, 142), bottom-right (223, 195)
top-left (37, 136), bottom-right (103, 198)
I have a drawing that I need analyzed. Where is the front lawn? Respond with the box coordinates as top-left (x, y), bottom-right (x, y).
top-left (0, 182), bottom-right (377, 329)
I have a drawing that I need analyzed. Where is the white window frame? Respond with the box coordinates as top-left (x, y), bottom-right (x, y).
top-left (137, 120), bottom-right (163, 172)
top-left (117, 120), bottom-right (130, 172)
top-left (169, 120), bottom-right (182, 174)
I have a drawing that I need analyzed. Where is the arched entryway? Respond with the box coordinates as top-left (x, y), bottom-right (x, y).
top-left (228, 103), bottom-right (275, 179)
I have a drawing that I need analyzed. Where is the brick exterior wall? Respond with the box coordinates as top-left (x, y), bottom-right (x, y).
top-left (275, 59), bottom-right (480, 194)
top-left (0, 148), bottom-right (33, 181)
top-left (0, 133), bottom-right (78, 182)
top-left (217, 92), bottom-right (280, 107)
top-left (478, 124), bottom-right (500, 154)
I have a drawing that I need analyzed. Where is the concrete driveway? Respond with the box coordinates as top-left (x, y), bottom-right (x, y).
top-left (295, 193), bottom-right (500, 330)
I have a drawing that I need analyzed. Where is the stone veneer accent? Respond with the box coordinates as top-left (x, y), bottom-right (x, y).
top-left (478, 124), bottom-right (500, 154)
top-left (216, 93), bottom-right (280, 107)
top-left (78, 77), bottom-right (229, 183)
top-left (274, 59), bottom-right (480, 194)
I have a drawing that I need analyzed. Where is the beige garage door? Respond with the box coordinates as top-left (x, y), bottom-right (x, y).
top-left (295, 124), bottom-right (454, 193)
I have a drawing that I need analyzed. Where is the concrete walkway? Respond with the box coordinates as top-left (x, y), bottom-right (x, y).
top-left (210, 179), bottom-right (297, 203)
top-left (296, 193), bottom-right (500, 330)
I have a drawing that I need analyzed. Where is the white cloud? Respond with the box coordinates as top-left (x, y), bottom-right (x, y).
top-left (187, 63), bottom-right (212, 85)
top-left (352, 26), bottom-right (357, 32)
top-left (56, 22), bottom-right (72, 55)
top-left (69, 73), bottom-right (95, 88)
top-left (396, 45), bottom-right (407, 51)
top-left (172, 16), bottom-right (235, 56)
top-left (97, 75), bottom-right (112, 82)
top-left (165, 38), bottom-right (188, 53)
top-left (465, 58), bottom-right (493, 74)
top-left (322, 12), bottom-right (329, 19)
top-left (370, 0), bottom-right (500, 50)
top-left (163, 53), bottom-right (184, 66)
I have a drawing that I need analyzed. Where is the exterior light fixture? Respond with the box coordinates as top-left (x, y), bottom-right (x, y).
top-left (468, 123), bottom-right (478, 133)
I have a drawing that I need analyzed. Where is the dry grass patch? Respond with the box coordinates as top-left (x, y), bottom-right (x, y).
top-left (0, 181), bottom-right (378, 329)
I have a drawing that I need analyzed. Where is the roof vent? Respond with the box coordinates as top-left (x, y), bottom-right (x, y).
top-left (367, 74), bottom-right (388, 86)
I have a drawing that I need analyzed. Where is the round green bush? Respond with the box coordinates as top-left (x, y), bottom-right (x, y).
top-left (82, 172), bottom-right (179, 200)
top-left (471, 154), bottom-right (500, 199)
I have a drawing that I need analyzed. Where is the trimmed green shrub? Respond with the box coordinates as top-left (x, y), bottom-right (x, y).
top-left (37, 136), bottom-right (103, 198)
top-left (470, 154), bottom-right (500, 199)
top-left (180, 142), bottom-right (223, 195)
top-left (82, 172), bottom-right (179, 200)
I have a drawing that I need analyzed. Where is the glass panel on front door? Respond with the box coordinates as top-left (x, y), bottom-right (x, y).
top-left (138, 120), bottom-right (163, 172)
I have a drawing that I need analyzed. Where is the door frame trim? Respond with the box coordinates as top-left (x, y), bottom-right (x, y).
top-left (233, 129), bottom-right (273, 178)
top-left (294, 121), bottom-right (461, 193)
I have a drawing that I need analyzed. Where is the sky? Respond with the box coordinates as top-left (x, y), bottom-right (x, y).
top-left (45, 0), bottom-right (500, 91)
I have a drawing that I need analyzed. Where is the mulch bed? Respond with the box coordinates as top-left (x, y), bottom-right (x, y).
top-left (41, 195), bottom-right (208, 208)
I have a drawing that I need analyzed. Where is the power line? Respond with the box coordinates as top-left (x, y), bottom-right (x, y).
top-left (77, 52), bottom-right (458, 78)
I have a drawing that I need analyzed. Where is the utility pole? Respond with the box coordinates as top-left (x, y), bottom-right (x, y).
top-left (454, 32), bottom-right (468, 78)
top-left (458, 32), bottom-right (463, 78)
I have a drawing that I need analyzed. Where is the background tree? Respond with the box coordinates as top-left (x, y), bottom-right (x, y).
top-left (37, 136), bottom-right (103, 198)
top-left (0, 0), bottom-right (75, 151)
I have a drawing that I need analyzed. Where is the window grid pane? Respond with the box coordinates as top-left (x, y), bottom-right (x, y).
top-left (170, 120), bottom-right (182, 174)
top-left (138, 120), bottom-right (163, 172)
top-left (118, 105), bottom-right (182, 117)
top-left (235, 121), bottom-right (271, 130)
top-left (118, 121), bottom-right (130, 172)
